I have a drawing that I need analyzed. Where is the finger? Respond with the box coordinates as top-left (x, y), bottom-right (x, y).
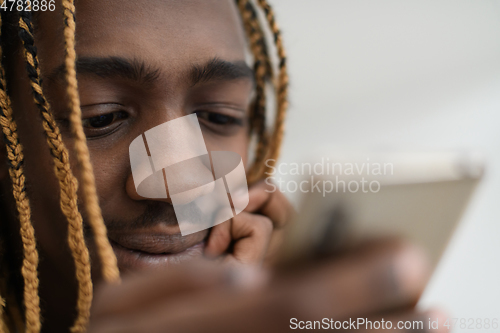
top-left (91, 260), bottom-right (229, 318)
top-left (263, 228), bottom-right (286, 267)
top-left (90, 264), bottom-right (270, 333)
top-left (244, 179), bottom-right (275, 212)
top-left (205, 220), bottom-right (232, 258)
top-left (95, 241), bottom-right (430, 333)
top-left (229, 211), bottom-right (273, 264)
top-left (281, 240), bottom-right (431, 320)
top-left (245, 180), bottom-right (294, 229)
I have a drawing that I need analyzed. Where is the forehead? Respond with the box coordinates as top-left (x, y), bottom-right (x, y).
top-left (35, 0), bottom-right (247, 75)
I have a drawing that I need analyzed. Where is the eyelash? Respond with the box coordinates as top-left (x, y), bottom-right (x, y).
top-left (194, 110), bottom-right (244, 127)
top-left (80, 109), bottom-right (244, 139)
top-left (82, 110), bottom-right (129, 137)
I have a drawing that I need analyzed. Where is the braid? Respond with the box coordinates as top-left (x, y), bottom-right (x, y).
top-left (0, 1), bottom-right (288, 332)
top-left (0, 13), bottom-right (40, 333)
top-left (60, 0), bottom-right (120, 287)
top-left (17, 11), bottom-right (94, 332)
top-left (237, 0), bottom-right (271, 183)
top-left (0, 294), bottom-right (6, 333)
top-left (239, 0), bottom-right (273, 130)
top-left (256, 0), bottom-right (288, 175)
top-left (237, 0), bottom-right (289, 182)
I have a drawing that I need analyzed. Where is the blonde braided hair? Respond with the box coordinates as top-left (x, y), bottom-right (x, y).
top-left (238, 0), bottom-right (270, 183)
top-left (256, 0), bottom-right (288, 176)
top-left (18, 11), bottom-right (99, 332)
top-left (237, 0), bottom-right (289, 183)
top-left (0, 0), bottom-right (288, 331)
top-left (0, 13), bottom-right (40, 333)
top-left (0, 295), bottom-right (6, 333)
top-left (60, 0), bottom-right (120, 285)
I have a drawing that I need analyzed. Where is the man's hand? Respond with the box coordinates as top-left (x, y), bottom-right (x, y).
top-left (89, 240), bottom-right (447, 333)
top-left (204, 180), bottom-right (294, 265)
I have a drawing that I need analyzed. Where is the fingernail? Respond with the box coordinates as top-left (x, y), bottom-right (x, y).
top-left (393, 244), bottom-right (430, 298)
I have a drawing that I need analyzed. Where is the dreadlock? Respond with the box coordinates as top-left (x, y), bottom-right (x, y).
top-left (0, 12), bottom-right (40, 333)
top-left (18, 11), bottom-right (93, 333)
top-left (238, 0), bottom-right (288, 182)
top-left (0, 0), bottom-right (288, 331)
top-left (256, 0), bottom-right (289, 176)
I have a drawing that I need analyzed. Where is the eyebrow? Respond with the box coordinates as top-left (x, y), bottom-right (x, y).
top-left (46, 56), bottom-right (254, 86)
top-left (47, 57), bottom-right (161, 84)
top-left (190, 57), bottom-right (254, 86)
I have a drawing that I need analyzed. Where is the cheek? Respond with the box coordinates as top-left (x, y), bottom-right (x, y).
top-left (88, 141), bottom-right (131, 209)
top-left (203, 130), bottom-right (249, 164)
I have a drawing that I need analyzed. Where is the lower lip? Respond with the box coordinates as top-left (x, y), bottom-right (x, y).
top-left (110, 239), bottom-right (206, 272)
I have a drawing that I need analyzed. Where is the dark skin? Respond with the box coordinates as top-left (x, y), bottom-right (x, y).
top-left (0, 0), bottom-right (446, 332)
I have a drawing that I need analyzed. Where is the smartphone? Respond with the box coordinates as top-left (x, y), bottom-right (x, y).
top-left (277, 150), bottom-right (484, 271)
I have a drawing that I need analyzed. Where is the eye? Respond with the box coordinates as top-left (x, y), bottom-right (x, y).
top-left (83, 111), bottom-right (128, 129)
top-left (195, 111), bottom-right (243, 126)
top-left (85, 114), bottom-right (114, 128)
top-left (82, 111), bottom-right (129, 137)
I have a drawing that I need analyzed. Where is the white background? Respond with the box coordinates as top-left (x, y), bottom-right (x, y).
top-left (270, 0), bottom-right (500, 328)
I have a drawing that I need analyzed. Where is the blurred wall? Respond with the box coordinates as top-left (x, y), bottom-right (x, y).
top-left (271, 0), bottom-right (500, 323)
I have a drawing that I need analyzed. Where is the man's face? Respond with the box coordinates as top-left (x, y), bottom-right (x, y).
top-left (3, 0), bottom-right (253, 278)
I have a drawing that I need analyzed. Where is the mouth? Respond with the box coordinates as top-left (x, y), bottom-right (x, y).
top-left (107, 227), bottom-right (208, 272)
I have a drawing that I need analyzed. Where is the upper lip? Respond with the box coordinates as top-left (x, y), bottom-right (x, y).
top-left (107, 225), bottom-right (207, 255)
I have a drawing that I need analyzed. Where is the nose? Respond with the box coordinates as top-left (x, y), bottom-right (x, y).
top-left (126, 169), bottom-right (171, 202)
top-left (125, 156), bottom-right (215, 205)
top-left (126, 114), bottom-right (214, 205)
